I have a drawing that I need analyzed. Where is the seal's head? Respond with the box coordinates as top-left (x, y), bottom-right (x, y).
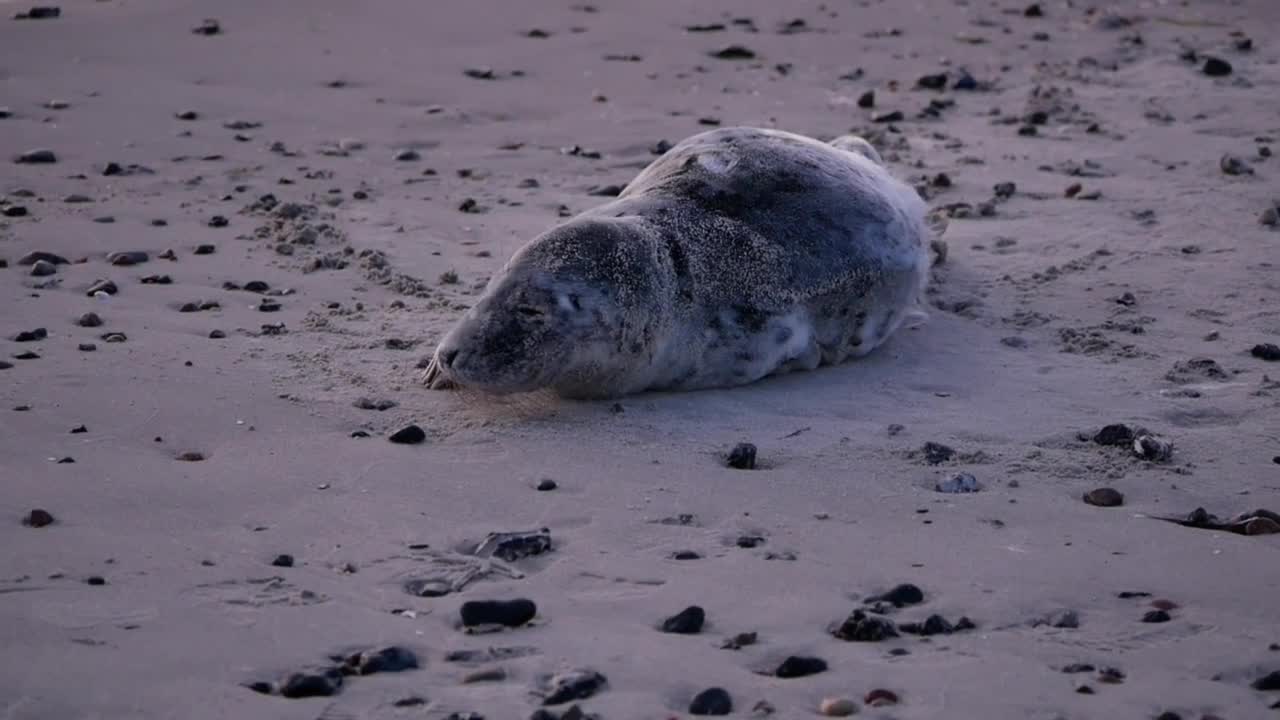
top-left (430, 217), bottom-right (667, 396)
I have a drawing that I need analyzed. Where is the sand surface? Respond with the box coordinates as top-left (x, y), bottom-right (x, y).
top-left (3, 0), bottom-right (1280, 718)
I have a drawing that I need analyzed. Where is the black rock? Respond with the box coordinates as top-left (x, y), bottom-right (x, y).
top-left (916, 73), bottom-right (947, 90)
top-left (77, 312), bottom-right (103, 328)
top-left (1253, 670), bottom-right (1280, 691)
top-left (1024, 3), bottom-right (1043, 16)
top-left (2, 205), bottom-right (28, 218)
top-left (140, 274), bottom-right (172, 285)
top-left (1083, 487), bottom-right (1124, 507)
top-left (1141, 610), bottom-right (1171, 623)
top-left (775, 655), bottom-right (827, 678)
top-left (873, 110), bottom-right (905, 123)
top-left (1093, 423), bottom-right (1136, 446)
top-left (22, 508), bottom-right (55, 527)
top-left (460, 598), bottom-right (537, 628)
top-left (867, 583), bottom-right (924, 607)
top-left (953, 70), bottom-right (979, 91)
top-left (735, 535), bottom-right (765, 548)
top-left (86, 576), bottom-right (105, 585)
top-left (175, 110), bottom-right (199, 120)
top-left (279, 669), bottom-right (343, 698)
top-left (832, 609), bottom-right (899, 642)
top-left (1202, 56), bottom-right (1232, 76)
top-left (899, 614), bottom-right (976, 636)
top-left (271, 554), bottom-right (294, 568)
top-left (536, 478), bottom-right (558, 491)
top-left (30, 260), bottom-right (56, 276)
top-left (921, 441), bottom-right (955, 464)
top-left (353, 397), bottom-right (397, 411)
top-left (338, 646), bottom-right (419, 675)
top-left (243, 280), bottom-right (271, 293)
top-left (11, 328), bottom-right (47, 342)
top-left (16, 6), bottom-right (62, 19)
top-left (672, 550), bottom-right (701, 560)
top-left (394, 149), bottom-right (421, 162)
top-left (1252, 343), bottom-right (1280, 361)
top-left (207, 215), bottom-right (228, 228)
top-left (18, 250), bottom-right (68, 266)
top-left (107, 251), bottom-right (149, 266)
top-left (1062, 663), bottom-right (1095, 674)
top-left (12, 351), bottom-right (40, 360)
top-left (709, 45), bottom-right (756, 60)
top-left (389, 424), bottom-right (426, 444)
top-left (725, 442), bottom-right (757, 469)
top-left (194, 244), bottom-right (216, 255)
top-left (689, 687), bottom-right (733, 715)
top-left (209, 330), bottom-right (226, 339)
top-left (191, 18), bottom-right (222, 36)
top-left (70, 424), bottom-right (87, 434)
top-left (662, 605), bottom-right (706, 634)
top-left (15, 149), bottom-right (57, 164)
top-left (857, 90), bottom-right (875, 108)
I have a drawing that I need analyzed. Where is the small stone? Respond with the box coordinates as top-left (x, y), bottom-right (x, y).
top-left (389, 424), bottom-right (426, 444)
top-left (279, 669), bottom-right (343, 698)
top-left (460, 598), bottom-right (537, 628)
top-left (15, 149), bottom-right (57, 164)
top-left (193, 244), bottom-right (216, 255)
top-left (1, 206), bottom-right (28, 218)
top-left (1093, 423), bottom-right (1136, 446)
top-left (536, 478), bottom-right (558, 491)
top-left (107, 251), bottom-right (149, 266)
top-left (867, 583), bottom-right (924, 607)
top-left (726, 442), bottom-right (757, 469)
top-left (916, 73), bottom-right (947, 90)
top-left (1083, 488), bottom-right (1124, 507)
top-left (462, 666), bottom-right (507, 684)
top-left (11, 328), bottom-right (47, 342)
top-left (661, 605), bottom-right (706, 634)
top-left (353, 397), bottom-right (397, 411)
top-left (857, 90), bottom-right (875, 108)
top-left (175, 451), bottom-right (204, 462)
top-left (337, 646), bottom-right (419, 675)
top-left (689, 687), bottom-right (732, 716)
top-left (1098, 667), bottom-right (1125, 684)
top-left (207, 215), bottom-right (228, 228)
top-left (936, 472), bottom-right (980, 493)
top-left (77, 312), bottom-right (103, 328)
top-left (818, 697), bottom-right (857, 716)
top-left (85, 576), bottom-right (105, 586)
top-left (832, 609), bottom-right (899, 642)
top-left (921, 441), bottom-right (955, 464)
top-left (16, 6), bottom-right (62, 19)
top-left (775, 655), bottom-right (827, 678)
top-left (208, 330), bottom-right (226, 339)
top-left (100, 333), bottom-right (127, 343)
top-left (1142, 610), bottom-right (1172, 623)
top-left (720, 631), bottom-right (757, 649)
top-left (1220, 154), bottom-right (1253, 176)
top-left (30, 260), bottom-right (57, 277)
top-left (70, 424), bottom-right (87, 434)
top-left (1251, 343), bottom-right (1280, 361)
top-left (191, 18), bottom-right (222, 36)
top-left (873, 110), bottom-right (905, 123)
top-left (175, 110), bottom-right (199, 120)
top-left (394, 149), bottom-right (421, 162)
top-left (1037, 609), bottom-right (1080, 629)
top-left (710, 45), bottom-right (756, 60)
top-left (257, 299), bottom-right (281, 312)
top-left (22, 509), bottom-right (55, 528)
top-left (1252, 670), bottom-right (1280, 691)
top-left (1202, 56), bottom-right (1232, 77)
top-left (271, 554), bottom-right (294, 568)
top-left (19, 251), bottom-right (68, 266)
top-left (864, 688), bottom-right (899, 707)
top-left (77, 343), bottom-right (96, 352)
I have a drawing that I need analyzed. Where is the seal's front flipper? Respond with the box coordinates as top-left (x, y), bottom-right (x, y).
top-left (421, 357), bottom-right (457, 390)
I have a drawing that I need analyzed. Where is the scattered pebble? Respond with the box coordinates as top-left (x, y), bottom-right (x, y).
top-left (775, 655), bottom-right (827, 678)
top-left (1083, 487), bottom-right (1124, 507)
top-left (85, 280), bottom-right (118, 296)
top-left (1251, 343), bottom-right (1280, 361)
top-left (536, 668), bottom-right (608, 705)
top-left (831, 609), bottom-right (899, 641)
top-left (819, 697), bottom-right (857, 716)
top-left (936, 472), bottom-right (980, 493)
top-left (661, 605), bottom-right (706, 634)
top-left (271, 554), bottom-right (294, 567)
top-left (725, 442), bottom-right (757, 469)
top-left (191, 18), bottom-right (222, 35)
top-left (689, 687), bottom-right (733, 716)
top-left (536, 478), bottom-right (558, 491)
top-left (709, 45), bottom-right (756, 60)
top-left (389, 424), bottom-right (426, 444)
top-left (15, 149), bottom-right (57, 164)
top-left (1202, 56), bottom-right (1232, 77)
top-left (864, 689), bottom-right (899, 707)
top-left (460, 598), bottom-right (537, 628)
top-left (1142, 610), bottom-right (1172, 623)
top-left (22, 509), bottom-right (55, 528)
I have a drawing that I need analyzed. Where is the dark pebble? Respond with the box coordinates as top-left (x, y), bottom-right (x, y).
top-left (394, 696), bottom-right (428, 707)
top-left (271, 554), bottom-right (294, 567)
top-left (689, 687), bottom-right (732, 716)
top-left (279, 669), bottom-right (343, 698)
top-left (70, 424), bottom-right (86, 434)
top-left (1252, 343), bottom-right (1280, 361)
top-left (916, 73), bottom-right (947, 90)
top-left (1093, 423), bottom-right (1135, 446)
top-left (16, 6), bottom-right (62, 19)
top-left (140, 274), bottom-right (172, 285)
top-left (672, 550), bottom-right (701, 560)
top-left (86, 576), bottom-right (105, 586)
top-left (107, 251), bottom-right (148, 266)
top-left (194, 244), bottom-right (216, 255)
top-left (899, 614), bottom-right (975, 636)
top-left (775, 655), bottom-right (827, 678)
top-left (353, 397), bottom-right (397, 411)
top-left (207, 215), bottom-right (228, 228)
top-left (77, 312), bottom-right (103, 328)
top-left (1083, 488), bottom-right (1124, 507)
top-left (389, 424), bottom-right (426, 444)
top-left (709, 45), bottom-right (756, 60)
top-left (540, 669), bottom-right (608, 705)
top-left (30, 260), bottom-right (56, 276)
top-left (461, 598), bottom-right (537, 628)
top-left (175, 110), bottom-right (199, 120)
top-left (1, 206), bottom-right (28, 218)
top-left (661, 605), bottom-right (706, 634)
top-left (857, 90), bottom-right (875, 108)
top-left (725, 442), bottom-right (757, 469)
top-left (15, 149), bottom-right (57, 164)
top-left (57, 456), bottom-right (75, 463)
top-left (1062, 663), bottom-right (1095, 673)
top-left (13, 351), bottom-right (40, 360)
top-left (536, 478), bottom-right (558, 491)
top-left (191, 18), bottom-right (222, 36)
top-left (873, 110), bottom-right (904, 123)
top-left (921, 441), bottom-right (955, 464)
top-left (864, 688), bottom-right (899, 707)
top-left (22, 508), bottom-right (55, 527)
top-left (101, 332), bottom-right (126, 343)
top-left (832, 609), bottom-right (899, 641)
top-left (735, 535), bottom-right (765, 548)
top-left (476, 528), bottom-right (552, 561)
top-left (867, 583), bottom-right (924, 607)
top-left (257, 299), bottom-right (281, 312)
top-left (1253, 670), bottom-right (1280, 691)
top-left (1141, 610), bottom-right (1172, 623)
top-left (19, 251), bottom-right (68, 266)
top-left (77, 343), bottom-right (96, 352)
top-left (1202, 56), bottom-right (1232, 76)
top-left (11, 328), bottom-right (47, 342)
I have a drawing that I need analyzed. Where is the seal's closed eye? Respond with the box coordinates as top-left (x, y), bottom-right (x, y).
top-left (516, 306), bottom-right (545, 317)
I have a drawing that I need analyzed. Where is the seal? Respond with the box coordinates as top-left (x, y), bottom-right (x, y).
top-left (422, 127), bottom-right (933, 399)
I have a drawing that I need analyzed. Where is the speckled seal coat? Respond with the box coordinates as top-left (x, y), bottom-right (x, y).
top-left (423, 127), bottom-right (932, 399)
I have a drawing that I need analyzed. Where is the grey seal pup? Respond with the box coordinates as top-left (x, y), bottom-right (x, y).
top-left (422, 126), bottom-right (933, 399)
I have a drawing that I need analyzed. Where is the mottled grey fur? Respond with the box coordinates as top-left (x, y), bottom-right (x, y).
top-left (422, 127), bottom-right (931, 399)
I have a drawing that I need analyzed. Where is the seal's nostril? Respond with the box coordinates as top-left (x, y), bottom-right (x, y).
top-left (440, 348), bottom-right (460, 368)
